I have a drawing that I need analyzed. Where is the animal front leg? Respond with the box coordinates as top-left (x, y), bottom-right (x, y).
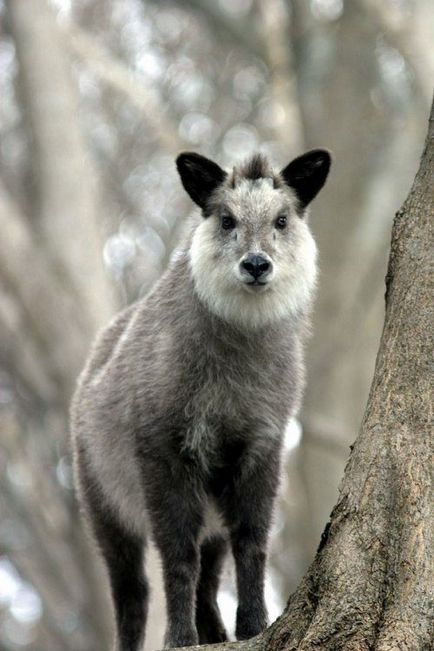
top-left (160, 541), bottom-right (200, 649)
top-left (144, 462), bottom-right (204, 648)
top-left (222, 454), bottom-right (280, 640)
top-left (232, 524), bottom-right (268, 640)
top-left (196, 535), bottom-right (228, 643)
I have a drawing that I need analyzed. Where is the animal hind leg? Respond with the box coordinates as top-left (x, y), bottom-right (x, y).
top-left (196, 535), bottom-right (228, 643)
top-left (77, 448), bottom-right (148, 651)
top-left (98, 521), bottom-right (148, 651)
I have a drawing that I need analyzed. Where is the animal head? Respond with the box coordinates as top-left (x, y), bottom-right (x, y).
top-left (176, 149), bottom-right (331, 329)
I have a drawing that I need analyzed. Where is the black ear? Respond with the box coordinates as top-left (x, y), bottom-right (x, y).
top-left (280, 149), bottom-right (331, 208)
top-left (176, 152), bottom-right (227, 209)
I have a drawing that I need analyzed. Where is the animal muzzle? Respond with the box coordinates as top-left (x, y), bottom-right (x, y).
top-left (240, 254), bottom-right (273, 282)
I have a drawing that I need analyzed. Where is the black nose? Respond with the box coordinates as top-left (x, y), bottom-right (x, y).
top-left (241, 254), bottom-right (271, 279)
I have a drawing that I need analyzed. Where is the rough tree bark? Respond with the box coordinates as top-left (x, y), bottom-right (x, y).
top-left (169, 100), bottom-right (434, 651)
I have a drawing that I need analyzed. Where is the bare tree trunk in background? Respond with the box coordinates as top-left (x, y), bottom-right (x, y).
top-left (3, 2), bottom-right (170, 647)
top-left (258, 0), bottom-right (304, 155)
top-left (0, 181), bottom-right (88, 399)
top-left (2, 1), bottom-right (118, 648)
top-left (6, 0), bottom-right (115, 344)
top-left (169, 98), bottom-right (434, 651)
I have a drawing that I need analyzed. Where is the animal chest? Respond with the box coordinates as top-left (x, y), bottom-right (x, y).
top-left (181, 349), bottom-right (284, 466)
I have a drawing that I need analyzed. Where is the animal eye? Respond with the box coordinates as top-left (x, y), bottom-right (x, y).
top-left (275, 214), bottom-right (287, 230)
top-left (221, 215), bottom-right (236, 230)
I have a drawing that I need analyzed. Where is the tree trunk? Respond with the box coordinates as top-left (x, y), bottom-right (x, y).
top-left (169, 99), bottom-right (434, 651)
top-left (6, 0), bottom-right (115, 337)
top-left (294, 0), bottom-right (430, 570)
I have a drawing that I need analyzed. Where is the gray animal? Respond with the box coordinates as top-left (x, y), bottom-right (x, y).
top-left (70, 148), bottom-right (331, 651)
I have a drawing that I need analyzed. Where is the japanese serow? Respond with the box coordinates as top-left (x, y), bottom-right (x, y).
top-left (71, 149), bottom-right (331, 650)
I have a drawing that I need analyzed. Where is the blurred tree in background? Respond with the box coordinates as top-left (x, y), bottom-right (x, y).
top-left (0, 0), bottom-right (432, 649)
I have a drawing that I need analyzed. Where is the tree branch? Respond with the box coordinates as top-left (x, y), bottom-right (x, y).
top-left (63, 23), bottom-right (185, 155)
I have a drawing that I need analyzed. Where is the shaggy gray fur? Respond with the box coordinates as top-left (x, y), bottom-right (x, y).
top-left (71, 149), bottom-right (331, 651)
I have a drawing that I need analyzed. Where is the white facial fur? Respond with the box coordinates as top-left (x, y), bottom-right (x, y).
top-left (189, 177), bottom-right (318, 329)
